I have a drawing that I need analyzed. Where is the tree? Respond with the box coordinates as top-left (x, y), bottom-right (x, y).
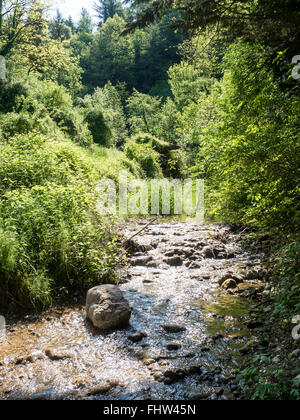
top-left (10, 2), bottom-right (82, 92)
top-left (81, 82), bottom-right (128, 146)
top-left (0, 0), bottom-right (39, 56)
top-left (93, 0), bottom-right (124, 25)
top-left (77, 8), bottom-right (93, 34)
top-left (82, 15), bottom-right (135, 91)
top-left (49, 9), bottom-right (72, 41)
top-left (82, 12), bottom-right (185, 93)
top-left (126, 89), bottom-right (162, 136)
top-left (126, 0), bottom-right (300, 60)
top-left (65, 16), bottom-right (75, 32)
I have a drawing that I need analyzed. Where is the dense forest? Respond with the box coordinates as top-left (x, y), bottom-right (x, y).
top-left (0, 0), bottom-right (299, 401)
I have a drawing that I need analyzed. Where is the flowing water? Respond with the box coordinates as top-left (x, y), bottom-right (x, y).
top-left (0, 220), bottom-right (265, 400)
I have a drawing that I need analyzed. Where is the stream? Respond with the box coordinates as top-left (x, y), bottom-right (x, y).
top-left (0, 220), bottom-right (266, 400)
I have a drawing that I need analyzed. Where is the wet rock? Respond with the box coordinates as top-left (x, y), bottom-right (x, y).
top-left (202, 246), bottom-right (217, 258)
top-left (162, 324), bottom-right (186, 333)
top-left (142, 358), bottom-right (156, 366)
top-left (28, 391), bottom-right (53, 400)
top-left (201, 346), bottom-right (211, 352)
top-left (126, 239), bottom-right (148, 253)
top-left (213, 334), bottom-right (224, 341)
top-left (128, 331), bottom-right (147, 343)
top-left (45, 349), bottom-right (72, 361)
top-left (188, 364), bottom-right (203, 374)
top-left (164, 256), bottom-right (183, 266)
top-left (84, 384), bottom-right (113, 396)
top-left (164, 250), bottom-right (176, 257)
top-left (153, 372), bottom-right (163, 381)
top-left (222, 279), bottom-right (237, 290)
top-left (218, 273), bottom-right (243, 286)
top-left (188, 261), bottom-right (202, 269)
top-left (86, 285), bottom-right (131, 330)
top-left (131, 256), bottom-right (153, 266)
top-left (14, 355), bottom-right (36, 365)
top-left (146, 261), bottom-right (159, 268)
top-left (242, 268), bottom-right (266, 281)
top-left (163, 368), bottom-right (187, 382)
top-left (166, 342), bottom-right (181, 351)
top-left (239, 345), bottom-right (251, 355)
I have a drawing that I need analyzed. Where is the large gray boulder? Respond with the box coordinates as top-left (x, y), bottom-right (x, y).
top-left (86, 285), bottom-right (131, 330)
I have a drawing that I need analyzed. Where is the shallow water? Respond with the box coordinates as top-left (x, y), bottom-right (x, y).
top-left (0, 221), bottom-right (264, 400)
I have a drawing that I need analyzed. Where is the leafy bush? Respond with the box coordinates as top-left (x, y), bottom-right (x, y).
top-left (84, 107), bottom-right (112, 147)
top-left (0, 77), bottom-right (93, 147)
top-left (81, 83), bottom-right (128, 147)
top-left (0, 79), bottom-right (28, 113)
top-left (0, 183), bottom-right (118, 311)
top-left (191, 42), bottom-right (300, 232)
top-left (124, 138), bottom-right (162, 178)
top-left (271, 242), bottom-right (300, 317)
top-left (0, 132), bottom-right (139, 312)
top-left (131, 132), bottom-right (183, 177)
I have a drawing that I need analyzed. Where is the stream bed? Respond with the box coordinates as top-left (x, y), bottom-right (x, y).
top-left (0, 221), bottom-right (265, 400)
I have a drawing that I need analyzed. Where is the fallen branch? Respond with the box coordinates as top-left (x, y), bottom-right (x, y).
top-left (122, 217), bottom-right (158, 246)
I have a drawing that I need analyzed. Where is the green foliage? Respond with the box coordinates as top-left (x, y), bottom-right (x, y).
top-left (81, 83), bottom-right (128, 146)
top-left (168, 62), bottom-right (214, 110)
top-left (0, 130), bottom-right (141, 312)
top-left (0, 77), bottom-right (93, 147)
top-left (84, 108), bottom-right (112, 147)
top-left (189, 42), bottom-right (299, 232)
top-left (94, 0), bottom-right (124, 25)
top-left (82, 14), bottom-right (184, 93)
top-left (128, 132), bottom-right (182, 178)
top-left (82, 15), bottom-right (135, 91)
top-left (126, 90), bottom-right (162, 136)
top-left (124, 137), bottom-right (162, 178)
top-left (0, 79), bottom-right (27, 113)
top-left (270, 242), bottom-right (300, 317)
top-left (237, 353), bottom-right (300, 400)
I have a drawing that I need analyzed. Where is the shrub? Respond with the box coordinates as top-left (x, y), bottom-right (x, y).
top-left (0, 79), bottom-right (28, 113)
top-left (0, 133), bottom-right (138, 313)
top-left (124, 139), bottom-right (162, 178)
top-left (84, 107), bottom-right (112, 147)
top-left (0, 183), bottom-right (118, 311)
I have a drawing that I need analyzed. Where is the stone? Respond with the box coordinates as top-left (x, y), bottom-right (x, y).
top-left (45, 349), bottom-right (72, 361)
top-left (86, 285), bottom-right (131, 330)
top-left (222, 279), bottom-right (237, 290)
top-left (242, 269), bottom-right (266, 280)
top-left (163, 368), bottom-right (186, 382)
top-left (188, 364), bottom-right (202, 374)
top-left (202, 246), bottom-right (216, 258)
top-left (189, 261), bottom-right (202, 269)
top-left (166, 342), bottom-right (181, 351)
top-left (189, 392), bottom-right (210, 400)
top-left (239, 346), bottom-right (251, 355)
top-left (128, 332), bottom-right (147, 343)
top-left (162, 324), bottom-right (186, 333)
top-left (85, 384), bottom-right (112, 396)
top-left (218, 273), bottom-right (243, 286)
top-left (164, 256), bottom-right (183, 266)
top-left (131, 256), bottom-right (152, 266)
